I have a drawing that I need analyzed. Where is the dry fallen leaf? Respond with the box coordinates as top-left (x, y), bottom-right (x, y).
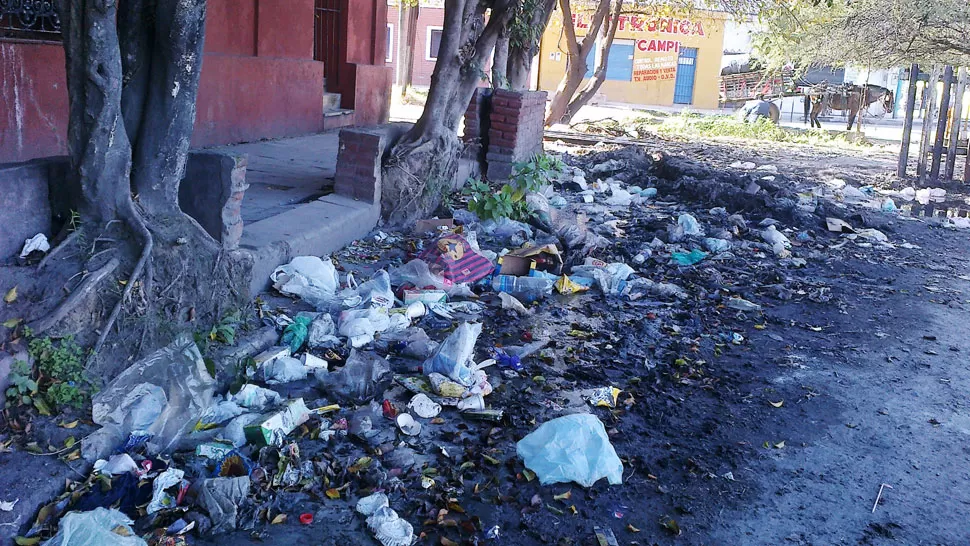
top-left (271, 513), bottom-right (287, 524)
top-left (59, 420), bottom-right (79, 429)
top-left (325, 488), bottom-right (340, 499)
top-left (769, 400), bottom-right (784, 408)
top-left (2, 318), bottom-right (21, 328)
top-left (4, 286), bottom-right (17, 304)
top-left (628, 524), bottom-right (641, 533)
top-left (554, 490), bottom-right (572, 501)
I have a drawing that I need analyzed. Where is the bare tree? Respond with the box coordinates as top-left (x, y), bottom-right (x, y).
top-left (544, 0), bottom-right (624, 125)
top-left (35, 0), bottom-right (246, 365)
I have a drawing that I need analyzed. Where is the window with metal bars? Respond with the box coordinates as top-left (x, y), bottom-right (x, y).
top-left (1, 0), bottom-right (62, 42)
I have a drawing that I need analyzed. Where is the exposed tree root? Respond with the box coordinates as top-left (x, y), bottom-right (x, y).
top-left (38, 231), bottom-right (81, 272)
top-left (29, 257), bottom-right (120, 335)
top-left (92, 208), bottom-right (153, 356)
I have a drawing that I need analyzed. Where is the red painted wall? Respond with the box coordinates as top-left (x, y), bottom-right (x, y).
top-left (257, 0), bottom-right (314, 59)
top-left (1, 0), bottom-right (391, 164)
top-left (386, 6), bottom-right (444, 87)
top-left (0, 42), bottom-right (70, 163)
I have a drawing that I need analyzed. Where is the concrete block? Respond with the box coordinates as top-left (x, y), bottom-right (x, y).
top-left (240, 195), bottom-right (379, 294)
top-left (179, 151), bottom-right (249, 250)
top-left (0, 160), bottom-right (52, 261)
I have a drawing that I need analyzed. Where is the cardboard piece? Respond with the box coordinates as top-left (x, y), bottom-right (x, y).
top-left (499, 244), bottom-right (563, 276)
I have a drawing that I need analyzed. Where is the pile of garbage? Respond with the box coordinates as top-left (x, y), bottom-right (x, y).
top-left (17, 143), bottom-right (923, 545)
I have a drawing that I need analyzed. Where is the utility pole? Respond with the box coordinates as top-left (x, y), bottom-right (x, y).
top-left (897, 64), bottom-right (919, 178)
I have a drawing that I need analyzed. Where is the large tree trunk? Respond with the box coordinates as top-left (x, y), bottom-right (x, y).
top-left (40, 0), bottom-right (247, 369)
top-left (551, 0), bottom-right (622, 125)
top-left (544, 0), bottom-right (613, 125)
top-left (505, 0), bottom-right (557, 91)
top-left (382, 0), bottom-right (514, 226)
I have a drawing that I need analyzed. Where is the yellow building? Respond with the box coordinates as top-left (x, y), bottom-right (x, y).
top-left (537, 8), bottom-right (727, 109)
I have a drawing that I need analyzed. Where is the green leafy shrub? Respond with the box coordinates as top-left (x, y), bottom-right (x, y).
top-left (463, 154), bottom-right (564, 222)
top-left (5, 360), bottom-right (38, 406)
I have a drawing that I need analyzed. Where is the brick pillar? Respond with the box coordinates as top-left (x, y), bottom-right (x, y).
top-left (485, 89), bottom-right (548, 181)
top-left (462, 87), bottom-right (493, 165)
top-left (334, 128), bottom-right (387, 204)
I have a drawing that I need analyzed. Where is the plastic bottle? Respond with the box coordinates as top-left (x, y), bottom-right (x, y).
top-left (491, 275), bottom-right (554, 302)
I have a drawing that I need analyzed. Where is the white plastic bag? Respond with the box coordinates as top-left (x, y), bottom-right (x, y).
top-left (423, 322), bottom-right (481, 386)
top-left (42, 508), bottom-right (147, 546)
top-left (516, 413), bottom-right (623, 487)
top-left (271, 256), bottom-right (339, 307)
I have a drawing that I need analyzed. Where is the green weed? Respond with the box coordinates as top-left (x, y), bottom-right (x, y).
top-left (463, 154), bottom-right (564, 222)
top-left (657, 111), bottom-right (869, 148)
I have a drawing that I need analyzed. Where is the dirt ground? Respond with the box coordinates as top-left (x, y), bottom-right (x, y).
top-left (4, 133), bottom-right (970, 546)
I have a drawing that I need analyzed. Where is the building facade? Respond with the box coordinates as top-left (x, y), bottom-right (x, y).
top-left (537, 8), bottom-right (727, 109)
top-left (0, 0), bottom-right (392, 164)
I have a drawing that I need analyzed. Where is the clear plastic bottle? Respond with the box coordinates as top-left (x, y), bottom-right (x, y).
top-left (491, 275), bottom-right (555, 302)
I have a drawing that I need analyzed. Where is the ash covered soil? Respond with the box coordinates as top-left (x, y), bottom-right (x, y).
top-left (4, 135), bottom-right (970, 546)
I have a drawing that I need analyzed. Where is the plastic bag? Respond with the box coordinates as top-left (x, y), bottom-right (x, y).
top-left (42, 508), bottom-right (147, 546)
top-left (623, 278), bottom-right (688, 300)
top-left (354, 270), bottom-right (395, 308)
top-left (270, 256), bottom-right (339, 307)
top-left (604, 186), bottom-right (633, 206)
top-left (339, 307), bottom-right (391, 347)
top-left (282, 315), bottom-right (312, 353)
top-left (670, 249), bottom-right (708, 266)
top-left (198, 476), bottom-right (251, 534)
top-left (516, 413), bottom-right (623, 488)
top-left (231, 384), bottom-right (282, 410)
top-left (147, 468), bottom-right (184, 514)
top-left (84, 335), bottom-right (215, 461)
top-left (702, 238), bottom-right (731, 253)
top-left (322, 350), bottom-right (392, 405)
top-left (423, 322), bottom-right (481, 386)
top-left (678, 213), bottom-right (703, 236)
top-left (571, 262), bottom-right (635, 296)
top-left (261, 356), bottom-right (308, 384)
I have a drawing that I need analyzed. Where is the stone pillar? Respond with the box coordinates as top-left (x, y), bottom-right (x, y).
top-left (485, 89), bottom-right (548, 181)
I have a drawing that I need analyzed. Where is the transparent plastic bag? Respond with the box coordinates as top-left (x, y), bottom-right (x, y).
top-left (270, 256), bottom-right (339, 307)
top-left (423, 322), bottom-right (481, 386)
top-left (42, 508), bottom-right (147, 546)
top-left (516, 413), bottom-right (623, 488)
top-left (84, 335), bottom-right (215, 461)
top-left (322, 350), bottom-right (392, 405)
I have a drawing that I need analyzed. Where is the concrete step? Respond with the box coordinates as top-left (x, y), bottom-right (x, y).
top-left (323, 92), bottom-right (342, 111)
top-left (239, 194), bottom-right (378, 295)
top-left (322, 109), bottom-right (356, 131)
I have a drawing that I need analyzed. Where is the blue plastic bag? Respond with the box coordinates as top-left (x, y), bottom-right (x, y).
top-left (516, 413), bottom-right (623, 487)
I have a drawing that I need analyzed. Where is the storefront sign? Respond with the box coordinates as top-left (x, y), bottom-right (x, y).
top-left (633, 56), bottom-right (678, 82)
top-left (572, 14), bottom-right (705, 36)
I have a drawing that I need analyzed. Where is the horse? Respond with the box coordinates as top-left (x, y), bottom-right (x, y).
top-left (806, 84), bottom-right (894, 131)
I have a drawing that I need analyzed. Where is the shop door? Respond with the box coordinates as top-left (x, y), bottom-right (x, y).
top-left (673, 47), bottom-right (698, 104)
